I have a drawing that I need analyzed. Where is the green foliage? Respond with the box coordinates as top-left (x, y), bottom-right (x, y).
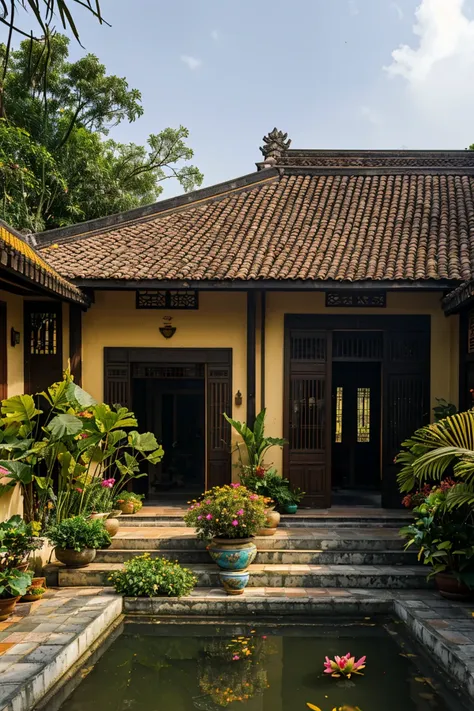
top-left (400, 486), bottom-right (474, 588)
top-left (433, 398), bottom-right (457, 422)
top-left (46, 516), bottom-right (110, 551)
top-left (184, 484), bottom-right (267, 540)
top-left (115, 491), bottom-right (144, 512)
top-left (0, 568), bottom-right (32, 599)
top-left (0, 515), bottom-right (42, 570)
top-left (0, 34), bottom-right (203, 231)
top-left (224, 409), bottom-right (287, 471)
top-left (25, 585), bottom-right (46, 596)
top-left (109, 553), bottom-right (197, 598)
top-left (239, 466), bottom-right (305, 509)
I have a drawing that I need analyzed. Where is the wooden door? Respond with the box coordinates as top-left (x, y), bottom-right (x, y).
top-left (24, 302), bottom-right (63, 395)
top-left (284, 330), bottom-right (331, 507)
top-left (0, 301), bottom-right (6, 401)
top-left (382, 326), bottom-right (430, 507)
top-left (206, 364), bottom-right (232, 489)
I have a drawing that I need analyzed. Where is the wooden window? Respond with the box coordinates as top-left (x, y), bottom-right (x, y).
top-left (333, 331), bottom-right (383, 360)
top-left (136, 290), bottom-right (198, 309)
top-left (357, 387), bottom-right (371, 443)
top-left (29, 310), bottom-right (57, 355)
top-left (334, 386), bottom-right (343, 443)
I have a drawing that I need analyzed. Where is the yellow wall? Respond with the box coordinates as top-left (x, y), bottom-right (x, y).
top-left (264, 291), bottom-right (459, 473)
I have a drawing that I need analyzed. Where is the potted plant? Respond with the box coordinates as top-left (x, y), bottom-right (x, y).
top-left (283, 487), bottom-right (305, 514)
top-left (0, 516), bottom-right (43, 571)
top-left (109, 553), bottom-right (197, 597)
top-left (0, 568), bottom-right (32, 620)
top-left (46, 516), bottom-right (111, 568)
top-left (184, 484), bottom-right (267, 595)
top-left (21, 585), bottom-right (46, 602)
top-left (115, 491), bottom-right (144, 515)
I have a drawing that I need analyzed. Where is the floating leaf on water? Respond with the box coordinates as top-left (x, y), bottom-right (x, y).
top-left (306, 704), bottom-right (322, 711)
top-left (399, 652), bottom-right (417, 658)
top-left (80, 665), bottom-right (94, 679)
top-left (414, 676), bottom-right (430, 683)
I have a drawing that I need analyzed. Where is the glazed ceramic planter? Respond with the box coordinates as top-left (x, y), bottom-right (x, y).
top-left (218, 569), bottom-right (250, 595)
top-left (284, 504), bottom-right (298, 514)
top-left (104, 517), bottom-right (120, 538)
top-left (0, 596), bottom-right (20, 621)
top-left (208, 538), bottom-right (257, 571)
top-left (55, 548), bottom-right (96, 569)
top-left (435, 572), bottom-right (474, 601)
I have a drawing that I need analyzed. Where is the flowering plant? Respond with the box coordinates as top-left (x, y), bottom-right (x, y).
top-left (184, 484), bottom-right (267, 539)
top-left (114, 491), bottom-right (144, 513)
top-left (323, 653), bottom-right (366, 679)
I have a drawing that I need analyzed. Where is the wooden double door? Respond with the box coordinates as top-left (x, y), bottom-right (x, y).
top-left (104, 348), bottom-right (232, 492)
top-left (284, 316), bottom-right (430, 508)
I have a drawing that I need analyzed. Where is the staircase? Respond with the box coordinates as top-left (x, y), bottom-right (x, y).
top-left (51, 510), bottom-right (429, 592)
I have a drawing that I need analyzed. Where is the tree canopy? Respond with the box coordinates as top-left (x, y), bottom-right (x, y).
top-left (0, 34), bottom-right (203, 231)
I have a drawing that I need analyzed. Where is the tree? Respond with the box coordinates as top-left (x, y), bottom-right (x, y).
top-left (0, 34), bottom-right (203, 231)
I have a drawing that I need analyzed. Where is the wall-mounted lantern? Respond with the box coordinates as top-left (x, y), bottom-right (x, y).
top-left (10, 328), bottom-right (20, 347)
top-left (159, 316), bottom-right (176, 339)
top-left (234, 390), bottom-right (243, 407)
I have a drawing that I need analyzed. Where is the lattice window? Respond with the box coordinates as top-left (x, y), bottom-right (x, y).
top-left (209, 370), bottom-right (230, 451)
top-left (290, 333), bottom-right (326, 361)
top-left (333, 332), bottom-right (383, 360)
top-left (326, 292), bottom-right (386, 308)
top-left (469, 311), bottom-right (474, 354)
top-left (334, 386), bottom-right (343, 443)
top-left (132, 364), bottom-right (205, 379)
top-left (136, 290), bottom-right (198, 309)
top-left (289, 377), bottom-right (325, 450)
top-left (357, 387), bottom-right (371, 443)
top-left (29, 311), bottom-right (57, 355)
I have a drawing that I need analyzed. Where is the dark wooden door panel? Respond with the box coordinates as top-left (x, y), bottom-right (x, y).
top-left (0, 301), bottom-right (6, 401)
top-left (207, 364), bottom-right (232, 489)
top-left (24, 302), bottom-right (63, 395)
top-left (104, 363), bottom-right (131, 409)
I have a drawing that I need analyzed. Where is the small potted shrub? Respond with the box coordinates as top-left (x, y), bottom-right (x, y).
top-left (283, 487), bottom-right (305, 514)
top-left (0, 516), bottom-right (43, 571)
top-left (184, 484), bottom-right (266, 595)
top-left (109, 553), bottom-right (196, 597)
top-left (46, 516), bottom-right (111, 568)
top-left (21, 585), bottom-right (46, 602)
top-left (115, 491), bottom-right (144, 515)
top-left (0, 568), bottom-right (32, 620)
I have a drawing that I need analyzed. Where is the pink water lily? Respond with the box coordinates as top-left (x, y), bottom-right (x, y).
top-left (323, 653), bottom-right (366, 679)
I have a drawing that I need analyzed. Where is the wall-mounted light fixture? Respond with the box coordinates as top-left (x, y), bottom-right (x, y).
top-left (10, 328), bottom-right (20, 347)
top-left (159, 316), bottom-right (176, 339)
top-left (234, 390), bottom-right (242, 407)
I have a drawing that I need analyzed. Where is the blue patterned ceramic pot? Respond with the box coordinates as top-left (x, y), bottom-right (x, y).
top-left (208, 537), bottom-right (257, 571)
top-left (218, 569), bottom-right (250, 595)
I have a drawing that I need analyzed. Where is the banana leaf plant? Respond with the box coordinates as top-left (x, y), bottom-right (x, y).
top-left (223, 409), bottom-right (287, 471)
top-left (0, 368), bottom-right (164, 525)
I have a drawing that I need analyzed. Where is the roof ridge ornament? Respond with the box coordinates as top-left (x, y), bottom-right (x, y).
top-left (260, 128), bottom-right (291, 165)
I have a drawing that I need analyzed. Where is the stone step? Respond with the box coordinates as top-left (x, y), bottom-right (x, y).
top-left (95, 547), bottom-right (416, 566)
top-left (119, 513), bottom-right (410, 528)
top-left (57, 562), bottom-right (430, 589)
top-left (111, 527), bottom-right (406, 552)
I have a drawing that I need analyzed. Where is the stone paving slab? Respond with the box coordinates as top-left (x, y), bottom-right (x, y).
top-left (0, 588), bottom-right (122, 711)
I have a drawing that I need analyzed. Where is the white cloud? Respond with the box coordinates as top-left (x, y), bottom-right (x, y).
top-left (180, 55), bottom-right (202, 71)
top-left (385, 0), bottom-right (474, 83)
top-left (348, 0), bottom-right (359, 16)
top-left (391, 2), bottom-right (404, 20)
top-left (211, 29), bottom-right (219, 41)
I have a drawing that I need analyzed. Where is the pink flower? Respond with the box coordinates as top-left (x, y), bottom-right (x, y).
top-left (230, 483), bottom-right (240, 488)
top-left (262, 635), bottom-right (267, 640)
top-left (206, 513), bottom-right (213, 520)
top-left (197, 515), bottom-right (202, 520)
top-left (231, 520), bottom-right (239, 526)
top-left (236, 509), bottom-right (244, 516)
top-left (101, 478), bottom-right (115, 488)
top-left (323, 653), bottom-right (366, 679)
top-left (232, 655), bottom-right (240, 661)
top-left (249, 494), bottom-right (258, 500)
top-left (205, 499), bottom-right (211, 504)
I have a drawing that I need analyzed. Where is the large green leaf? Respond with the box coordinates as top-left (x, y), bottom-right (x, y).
top-left (1, 394), bottom-right (42, 423)
top-left (128, 431), bottom-right (159, 452)
top-left (93, 404), bottom-right (137, 433)
top-left (147, 446), bottom-right (164, 465)
top-left (66, 382), bottom-right (97, 408)
top-left (46, 414), bottom-right (83, 439)
top-left (0, 460), bottom-right (33, 485)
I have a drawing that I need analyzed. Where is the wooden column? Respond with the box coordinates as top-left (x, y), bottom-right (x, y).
top-left (247, 291), bottom-right (257, 428)
top-left (69, 304), bottom-right (82, 386)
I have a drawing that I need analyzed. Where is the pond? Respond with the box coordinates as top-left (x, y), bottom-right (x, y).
top-left (44, 619), bottom-right (470, 711)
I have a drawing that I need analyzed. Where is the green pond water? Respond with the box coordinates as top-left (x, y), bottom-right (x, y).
top-left (49, 620), bottom-right (469, 711)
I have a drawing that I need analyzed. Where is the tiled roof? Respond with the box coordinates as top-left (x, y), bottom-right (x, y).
top-left (279, 149), bottom-right (474, 169)
top-left (0, 221), bottom-right (88, 304)
top-left (36, 153), bottom-right (474, 284)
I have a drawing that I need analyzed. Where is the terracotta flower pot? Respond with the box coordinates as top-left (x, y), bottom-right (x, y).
top-left (435, 572), bottom-right (474, 601)
top-left (30, 577), bottom-right (46, 589)
top-left (104, 517), bottom-right (119, 538)
top-left (117, 501), bottom-right (134, 514)
top-left (55, 548), bottom-right (96, 569)
top-left (257, 507), bottom-right (280, 536)
top-left (89, 512), bottom-right (109, 520)
top-left (0, 596), bottom-right (20, 621)
top-left (21, 591), bottom-right (45, 602)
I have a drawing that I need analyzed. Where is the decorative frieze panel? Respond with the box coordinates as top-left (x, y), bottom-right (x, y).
top-left (326, 292), bottom-right (386, 308)
top-left (136, 290), bottom-right (198, 309)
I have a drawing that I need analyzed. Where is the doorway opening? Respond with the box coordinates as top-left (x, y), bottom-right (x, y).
top-left (132, 368), bottom-right (205, 500)
top-left (331, 361), bottom-right (382, 507)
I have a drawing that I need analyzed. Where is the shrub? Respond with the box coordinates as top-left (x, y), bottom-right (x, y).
top-left (184, 484), bottom-right (267, 539)
top-left (0, 515), bottom-right (42, 570)
top-left (46, 516), bottom-right (111, 551)
top-left (109, 553), bottom-right (196, 597)
top-left (0, 568), bottom-right (32, 598)
top-left (115, 491), bottom-right (144, 512)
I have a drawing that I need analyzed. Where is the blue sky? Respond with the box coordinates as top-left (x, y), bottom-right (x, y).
top-left (7, 0), bottom-right (474, 197)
